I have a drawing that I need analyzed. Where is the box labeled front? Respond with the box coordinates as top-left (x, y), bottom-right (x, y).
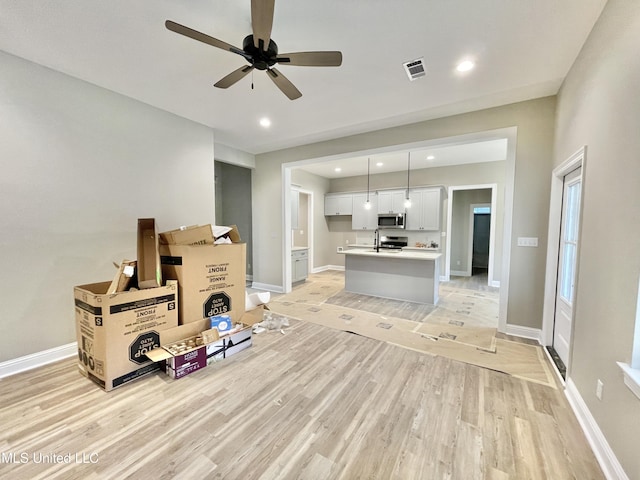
top-left (74, 281), bottom-right (178, 391)
top-left (160, 242), bottom-right (246, 324)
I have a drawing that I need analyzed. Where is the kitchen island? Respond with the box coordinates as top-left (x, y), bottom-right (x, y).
top-left (343, 249), bottom-right (442, 305)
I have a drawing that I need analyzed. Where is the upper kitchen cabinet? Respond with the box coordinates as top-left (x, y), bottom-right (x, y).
top-left (377, 190), bottom-right (406, 214)
top-left (406, 187), bottom-right (443, 231)
top-left (324, 193), bottom-right (353, 216)
top-left (351, 193), bottom-right (378, 230)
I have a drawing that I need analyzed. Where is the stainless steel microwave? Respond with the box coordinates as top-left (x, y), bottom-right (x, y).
top-left (377, 213), bottom-right (406, 229)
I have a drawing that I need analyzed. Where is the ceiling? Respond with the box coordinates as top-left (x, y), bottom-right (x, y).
top-left (297, 138), bottom-right (508, 179)
top-left (0, 0), bottom-right (606, 158)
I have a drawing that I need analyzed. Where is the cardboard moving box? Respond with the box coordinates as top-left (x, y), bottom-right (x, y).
top-left (74, 281), bottom-right (179, 391)
top-left (159, 225), bottom-right (215, 246)
top-left (137, 218), bottom-right (162, 289)
top-left (146, 335), bottom-right (208, 379)
top-left (160, 226), bottom-right (246, 325)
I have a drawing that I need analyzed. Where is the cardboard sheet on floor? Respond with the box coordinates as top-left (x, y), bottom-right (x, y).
top-left (268, 300), bottom-right (556, 388)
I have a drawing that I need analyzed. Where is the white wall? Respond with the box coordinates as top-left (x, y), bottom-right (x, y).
top-left (553, 1), bottom-right (640, 477)
top-left (0, 51), bottom-right (216, 362)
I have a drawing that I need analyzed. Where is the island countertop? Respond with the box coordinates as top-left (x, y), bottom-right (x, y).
top-left (342, 248), bottom-right (442, 304)
top-left (342, 249), bottom-right (442, 261)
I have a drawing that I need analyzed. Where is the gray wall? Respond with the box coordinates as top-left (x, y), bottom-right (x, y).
top-left (215, 161), bottom-right (253, 277)
top-left (291, 169), bottom-right (332, 270)
top-left (292, 192), bottom-right (309, 248)
top-left (255, 96), bottom-right (555, 330)
top-left (0, 51), bottom-right (216, 362)
top-left (554, 0), bottom-right (640, 477)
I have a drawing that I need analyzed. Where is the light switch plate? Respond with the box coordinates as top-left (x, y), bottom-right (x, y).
top-left (517, 237), bottom-right (538, 247)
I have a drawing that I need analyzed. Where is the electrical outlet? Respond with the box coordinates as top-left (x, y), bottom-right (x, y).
top-left (456, 260), bottom-right (461, 266)
top-left (596, 379), bottom-right (604, 400)
top-left (337, 246), bottom-right (344, 253)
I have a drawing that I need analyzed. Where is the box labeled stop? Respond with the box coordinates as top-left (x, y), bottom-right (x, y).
top-left (160, 226), bottom-right (246, 325)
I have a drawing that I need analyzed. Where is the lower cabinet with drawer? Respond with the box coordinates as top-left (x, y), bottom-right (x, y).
top-left (292, 248), bottom-right (309, 283)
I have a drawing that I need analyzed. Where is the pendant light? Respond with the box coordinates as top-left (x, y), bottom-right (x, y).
top-left (404, 153), bottom-right (412, 208)
top-left (364, 157), bottom-right (372, 210)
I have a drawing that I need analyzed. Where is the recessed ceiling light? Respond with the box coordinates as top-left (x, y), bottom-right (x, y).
top-left (376, 162), bottom-right (383, 167)
top-left (456, 60), bottom-right (475, 73)
top-left (427, 155), bottom-right (435, 160)
top-left (334, 167), bottom-right (342, 172)
top-left (259, 117), bottom-right (271, 128)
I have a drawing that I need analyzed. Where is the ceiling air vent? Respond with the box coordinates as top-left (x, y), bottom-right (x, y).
top-left (403, 57), bottom-right (426, 81)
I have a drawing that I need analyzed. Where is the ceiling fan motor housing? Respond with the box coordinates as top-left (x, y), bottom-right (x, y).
top-left (243, 35), bottom-right (278, 70)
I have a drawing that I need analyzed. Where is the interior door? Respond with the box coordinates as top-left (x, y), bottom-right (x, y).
top-left (553, 167), bottom-right (582, 368)
top-left (472, 213), bottom-right (491, 274)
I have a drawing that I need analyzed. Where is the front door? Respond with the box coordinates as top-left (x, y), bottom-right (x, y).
top-left (553, 167), bottom-right (582, 369)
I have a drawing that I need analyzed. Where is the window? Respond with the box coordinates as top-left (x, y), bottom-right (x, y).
top-left (618, 274), bottom-right (640, 400)
top-left (473, 206), bottom-right (491, 214)
top-left (559, 180), bottom-right (581, 303)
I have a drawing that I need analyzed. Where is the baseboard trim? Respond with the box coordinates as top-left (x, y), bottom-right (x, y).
top-left (312, 265), bottom-right (344, 273)
top-left (504, 324), bottom-right (542, 344)
top-left (0, 342), bottom-right (78, 379)
top-left (565, 378), bottom-right (629, 480)
top-left (250, 282), bottom-right (284, 293)
top-left (450, 270), bottom-right (469, 277)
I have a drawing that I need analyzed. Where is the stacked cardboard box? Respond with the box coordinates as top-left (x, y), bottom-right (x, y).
top-left (74, 280), bottom-right (179, 391)
top-left (159, 225), bottom-right (246, 325)
top-left (73, 220), bottom-right (257, 391)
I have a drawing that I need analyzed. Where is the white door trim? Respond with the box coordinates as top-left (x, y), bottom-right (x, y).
top-left (542, 146), bottom-right (587, 375)
top-left (445, 185), bottom-right (497, 285)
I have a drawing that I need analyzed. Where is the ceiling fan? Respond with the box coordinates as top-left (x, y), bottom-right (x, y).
top-left (165, 0), bottom-right (343, 100)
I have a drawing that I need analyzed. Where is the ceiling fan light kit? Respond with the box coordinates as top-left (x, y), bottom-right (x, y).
top-left (165, 0), bottom-right (343, 100)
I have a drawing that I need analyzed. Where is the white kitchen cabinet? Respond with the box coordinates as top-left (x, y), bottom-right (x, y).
top-left (324, 193), bottom-right (353, 216)
top-left (351, 193), bottom-right (378, 230)
top-left (292, 248), bottom-right (309, 283)
top-left (377, 190), bottom-right (407, 214)
top-left (406, 188), bottom-right (442, 231)
top-left (291, 189), bottom-right (299, 230)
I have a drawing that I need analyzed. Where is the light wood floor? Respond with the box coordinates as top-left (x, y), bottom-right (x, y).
top-left (0, 320), bottom-right (603, 479)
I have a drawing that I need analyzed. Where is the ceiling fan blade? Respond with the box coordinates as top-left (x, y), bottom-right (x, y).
top-left (266, 68), bottom-right (302, 100)
top-left (251, 0), bottom-right (275, 50)
top-left (277, 51), bottom-right (343, 67)
top-left (214, 65), bottom-right (255, 89)
top-left (165, 20), bottom-right (249, 60)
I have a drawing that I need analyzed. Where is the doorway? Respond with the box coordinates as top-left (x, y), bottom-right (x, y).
top-left (542, 146), bottom-right (586, 381)
top-left (214, 161), bottom-right (253, 280)
top-left (471, 204), bottom-right (491, 276)
top-left (448, 187), bottom-right (496, 285)
top-left (550, 166), bottom-right (582, 376)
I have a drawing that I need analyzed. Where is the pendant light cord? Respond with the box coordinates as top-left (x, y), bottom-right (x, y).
top-left (406, 153), bottom-right (411, 198)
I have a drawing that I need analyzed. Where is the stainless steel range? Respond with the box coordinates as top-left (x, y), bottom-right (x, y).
top-left (379, 236), bottom-right (408, 250)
